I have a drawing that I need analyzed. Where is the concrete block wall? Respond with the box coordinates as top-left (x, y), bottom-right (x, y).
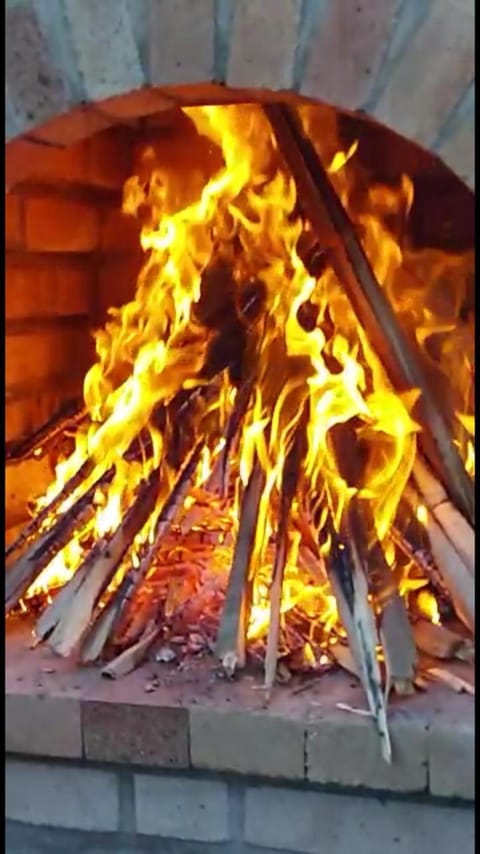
top-left (5, 0), bottom-right (474, 188)
top-left (6, 757), bottom-right (475, 854)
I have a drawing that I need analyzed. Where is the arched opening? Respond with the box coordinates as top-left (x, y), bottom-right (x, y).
top-left (6, 92), bottom-right (474, 712)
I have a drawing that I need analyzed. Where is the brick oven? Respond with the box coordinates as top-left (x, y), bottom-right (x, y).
top-left (6, 3), bottom-right (474, 853)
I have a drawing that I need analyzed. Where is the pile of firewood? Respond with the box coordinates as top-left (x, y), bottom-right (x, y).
top-left (5, 105), bottom-right (474, 763)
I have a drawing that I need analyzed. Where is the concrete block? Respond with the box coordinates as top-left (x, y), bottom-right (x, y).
top-left (307, 711), bottom-right (428, 793)
top-left (6, 3), bottom-right (69, 133)
top-left (190, 707), bottom-right (305, 779)
top-left (427, 720), bottom-right (474, 800)
top-left (6, 759), bottom-right (119, 831)
top-left (301, 0), bottom-right (397, 109)
top-left (82, 701), bottom-right (189, 768)
top-left (149, 0), bottom-right (215, 86)
top-left (134, 773), bottom-right (229, 841)
top-left (227, 0), bottom-right (302, 90)
top-left (25, 197), bottom-right (100, 252)
top-left (6, 694), bottom-right (82, 759)
top-left (373, 0), bottom-right (474, 147)
top-left (244, 785), bottom-right (474, 854)
top-left (64, 0), bottom-right (144, 101)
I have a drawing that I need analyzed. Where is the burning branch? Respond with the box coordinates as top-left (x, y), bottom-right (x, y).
top-left (216, 458), bottom-right (266, 675)
top-left (263, 102), bottom-right (474, 528)
top-left (39, 467), bottom-right (161, 657)
top-left (81, 440), bottom-right (204, 662)
top-left (5, 467), bottom-right (113, 612)
top-left (264, 404), bottom-right (308, 694)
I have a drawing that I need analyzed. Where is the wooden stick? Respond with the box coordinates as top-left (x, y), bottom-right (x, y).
top-left (390, 522), bottom-right (450, 603)
top-left (101, 622), bottom-right (160, 679)
top-left (6, 433), bottom-right (153, 562)
top-left (413, 619), bottom-right (474, 663)
top-left (5, 469), bottom-right (111, 613)
top-left (425, 666), bottom-right (474, 696)
top-left (81, 441), bottom-right (204, 661)
top-left (219, 377), bottom-right (254, 498)
top-left (413, 458), bottom-right (474, 575)
top-left (326, 517), bottom-right (392, 762)
top-left (264, 407), bottom-right (307, 694)
top-left (263, 102), bottom-right (474, 527)
top-left (328, 418), bottom-right (416, 699)
top-left (379, 594), bottom-right (417, 697)
top-left (216, 458), bottom-right (266, 675)
top-left (5, 457), bottom-right (96, 560)
top-left (46, 468), bottom-right (161, 657)
top-left (405, 486), bottom-right (474, 632)
top-left (5, 398), bottom-right (85, 462)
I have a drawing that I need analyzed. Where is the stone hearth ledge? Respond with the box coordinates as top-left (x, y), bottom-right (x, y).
top-left (6, 619), bottom-right (474, 801)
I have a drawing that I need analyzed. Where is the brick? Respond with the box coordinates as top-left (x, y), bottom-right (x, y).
top-left (6, 264), bottom-right (93, 320)
top-left (25, 198), bottom-right (99, 252)
top-left (134, 773), bottom-right (228, 841)
top-left (97, 87), bottom-right (176, 121)
top-left (227, 0), bottom-right (302, 90)
top-left (244, 785), bottom-right (474, 854)
top-left (6, 694), bottom-right (82, 759)
top-left (32, 106), bottom-right (114, 147)
top-left (190, 708), bottom-right (305, 779)
top-left (427, 720), bottom-right (474, 800)
top-left (64, 0), bottom-right (144, 101)
top-left (82, 701), bottom-right (189, 768)
top-left (100, 209), bottom-right (141, 252)
top-left (307, 712), bottom-right (427, 793)
top-left (6, 759), bottom-right (119, 831)
top-left (97, 256), bottom-right (141, 322)
top-left (86, 128), bottom-right (132, 190)
top-left (6, 328), bottom-right (91, 388)
top-left (6, 3), bottom-right (69, 134)
top-left (373, 0), bottom-right (474, 147)
top-left (6, 137), bottom-right (90, 189)
top-left (5, 194), bottom-right (23, 249)
top-left (301, 0), bottom-right (397, 109)
top-left (149, 0), bottom-right (215, 86)
top-left (437, 113), bottom-right (475, 190)
top-left (6, 382), bottom-right (80, 446)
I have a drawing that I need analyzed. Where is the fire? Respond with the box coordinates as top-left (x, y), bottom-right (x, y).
top-left (19, 104), bottom-right (473, 664)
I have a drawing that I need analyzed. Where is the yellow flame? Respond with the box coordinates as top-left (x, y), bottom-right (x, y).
top-left (23, 103), bottom-right (473, 651)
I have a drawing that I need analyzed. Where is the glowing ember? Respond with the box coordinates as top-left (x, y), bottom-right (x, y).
top-left (9, 104), bottom-right (474, 679)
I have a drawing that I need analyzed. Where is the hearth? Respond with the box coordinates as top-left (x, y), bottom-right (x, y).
top-left (5, 101), bottom-right (474, 765)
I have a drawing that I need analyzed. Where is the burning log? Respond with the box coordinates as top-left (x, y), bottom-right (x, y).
top-left (413, 619), bottom-right (474, 663)
top-left (216, 458), bottom-right (266, 675)
top-left (412, 458), bottom-right (474, 576)
top-left (80, 440), bottom-right (204, 662)
top-left (405, 485), bottom-right (474, 632)
top-left (265, 405), bottom-right (308, 694)
top-left (5, 468), bottom-right (114, 613)
top-left (40, 467), bottom-right (161, 657)
top-left (263, 102), bottom-right (474, 528)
